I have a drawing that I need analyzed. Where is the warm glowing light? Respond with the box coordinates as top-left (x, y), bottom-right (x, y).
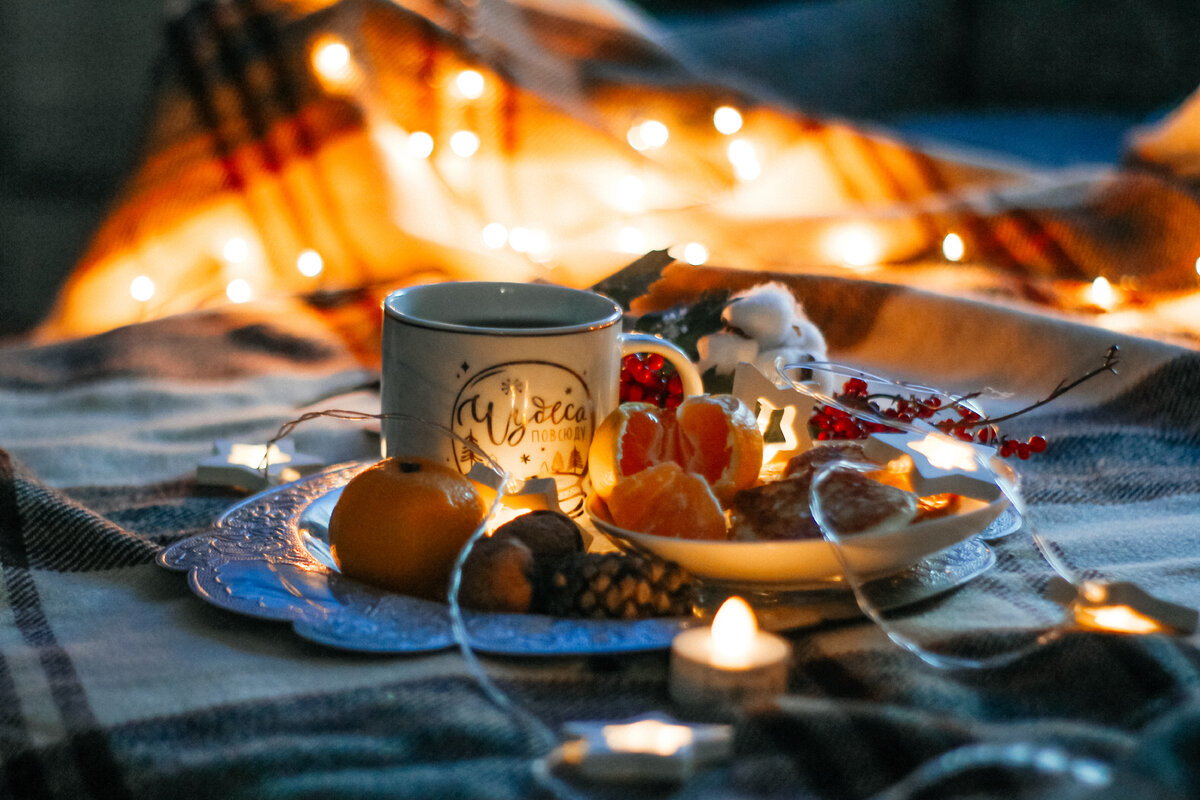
top-left (942, 232), bottom-right (965, 262)
top-left (455, 69), bottom-right (485, 99)
top-left (910, 433), bottom-right (979, 472)
top-left (726, 139), bottom-right (761, 181)
top-left (1075, 605), bottom-right (1163, 634)
top-left (827, 225), bottom-right (882, 268)
top-left (407, 131), bottom-right (435, 158)
top-left (754, 398), bottom-right (799, 467)
top-left (618, 226), bottom-right (646, 254)
top-left (226, 279), bottom-right (253, 304)
top-left (1195, 256), bottom-right (1200, 277)
top-left (227, 443), bottom-right (292, 469)
top-left (614, 174), bottom-right (645, 212)
top-left (681, 242), bottom-right (709, 265)
top-left (509, 227), bottom-right (549, 256)
top-left (486, 506), bottom-right (531, 533)
top-left (129, 275), bottom-right (155, 302)
top-left (627, 119), bottom-right (669, 151)
top-left (311, 38), bottom-right (353, 88)
top-left (713, 106), bottom-right (743, 135)
top-left (296, 249), bottom-right (324, 277)
top-left (482, 222), bottom-right (508, 249)
top-left (710, 596), bottom-right (757, 669)
top-left (222, 237), bottom-right (249, 264)
top-left (602, 719), bottom-right (695, 757)
top-left (1088, 276), bottom-right (1117, 311)
top-left (449, 130), bottom-right (480, 157)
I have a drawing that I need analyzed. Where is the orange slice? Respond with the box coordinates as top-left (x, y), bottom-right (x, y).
top-left (673, 394), bottom-right (763, 504)
top-left (606, 461), bottom-right (727, 541)
top-left (587, 402), bottom-right (674, 500)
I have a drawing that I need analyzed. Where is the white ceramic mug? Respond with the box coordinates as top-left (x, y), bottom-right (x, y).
top-left (381, 282), bottom-right (703, 515)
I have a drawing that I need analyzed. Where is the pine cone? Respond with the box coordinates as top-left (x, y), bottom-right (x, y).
top-left (538, 551), bottom-right (696, 620)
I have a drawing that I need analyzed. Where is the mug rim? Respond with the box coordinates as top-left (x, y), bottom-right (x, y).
top-left (383, 281), bottom-right (623, 336)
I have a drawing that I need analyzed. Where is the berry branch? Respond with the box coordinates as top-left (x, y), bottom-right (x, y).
top-left (809, 346), bottom-right (1120, 459)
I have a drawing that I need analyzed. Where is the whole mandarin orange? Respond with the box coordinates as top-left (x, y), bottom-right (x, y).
top-left (329, 457), bottom-right (488, 601)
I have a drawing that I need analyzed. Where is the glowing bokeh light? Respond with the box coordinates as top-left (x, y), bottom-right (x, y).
top-left (296, 249), bottom-right (324, 277)
top-left (407, 131), bottom-right (434, 159)
top-left (614, 174), bottom-right (645, 212)
top-left (727, 139), bottom-right (761, 181)
top-left (482, 222), bottom-right (508, 249)
top-left (450, 130), bottom-right (480, 157)
top-left (713, 105), bottom-right (743, 135)
top-left (455, 69), bottom-right (485, 99)
top-left (129, 275), bottom-right (155, 302)
top-left (942, 232), bottom-right (965, 262)
top-left (1088, 276), bottom-right (1117, 311)
top-left (627, 119), bottom-right (669, 151)
top-left (222, 237), bottom-right (249, 264)
top-left (682, 242), bottom-right (709, 265)
top-left (226, 279), bottom-right (253, 304)
top-left (311, 38), bottom-right (353, 87)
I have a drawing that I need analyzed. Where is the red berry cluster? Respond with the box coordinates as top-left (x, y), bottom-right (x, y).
top-left (620, 353), bottom-right (685, 408)
top-left (809, 377), bottom-right (1048, 459)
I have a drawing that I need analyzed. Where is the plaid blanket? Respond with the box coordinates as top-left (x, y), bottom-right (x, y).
top-left (2, 266), bottom-right (1199, 799)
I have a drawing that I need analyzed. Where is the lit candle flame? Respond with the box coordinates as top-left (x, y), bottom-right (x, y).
top-left (602, 719), bottom-right (695, 756)
top-left (1074, 605), bottom-right (1163, 634)
top-left (909, 433), bottom-right (979, 472)
top-left (711, 596), bottom-right (757, 669)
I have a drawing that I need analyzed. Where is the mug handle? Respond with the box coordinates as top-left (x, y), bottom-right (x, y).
top-left (618, 332), bottom-right (705, 398)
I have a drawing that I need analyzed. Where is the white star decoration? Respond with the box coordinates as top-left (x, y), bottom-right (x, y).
top-left (556, 713), bottom-right (733, 783)
top-left (864, 430), bottom-right (1002, 501)
top-left (732, 361), bottom-right (815, 470)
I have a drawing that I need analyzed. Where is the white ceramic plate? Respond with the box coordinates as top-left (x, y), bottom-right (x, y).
top-left (587, 491), bottom-right (1009, 588)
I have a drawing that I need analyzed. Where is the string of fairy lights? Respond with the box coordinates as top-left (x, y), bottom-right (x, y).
top-left (116, 28), bottom-right (1200, 339)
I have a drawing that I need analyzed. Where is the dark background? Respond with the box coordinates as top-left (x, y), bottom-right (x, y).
top-left (2, 0), bottom-right (1198, 337)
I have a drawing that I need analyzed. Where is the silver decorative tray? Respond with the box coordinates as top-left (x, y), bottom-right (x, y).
top-left (159, 461), bottom-right (997, 654)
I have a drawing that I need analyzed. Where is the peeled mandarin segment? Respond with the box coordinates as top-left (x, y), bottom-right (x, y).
top-left (674, 394), bottom-right (763, 505)
top-left (607, 461), bottom-right (727, 541)
top-left (588, 402), bottom-right (673, 500)
top-left (328, 457), bottom-right (488, 601)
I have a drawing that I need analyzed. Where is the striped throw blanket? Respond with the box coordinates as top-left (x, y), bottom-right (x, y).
top-left (3, 263), bottom-right (1200, 798)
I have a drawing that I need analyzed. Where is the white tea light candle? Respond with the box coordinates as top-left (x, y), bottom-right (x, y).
top-left (669, 597), bottom-right (790, 709)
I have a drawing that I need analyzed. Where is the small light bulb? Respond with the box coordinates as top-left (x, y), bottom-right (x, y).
top-left (942, 233), bottom-right (965, 262)
top-left (727, 138), bottom-right (761, 181)
top-left (130, 275), bottom-right (155, 302)
top-left (509, 226), bottom-right (534, 253)
top-left (481, 222), bottom-right (508, 249)
top-left (311, 38), bottom-right (354, 90)
top-left (296, 249), bottom-right (323, 277)
top-left (226, 279), bottom-right (253, 304)
top-left (1088, 276), bottom-right (1117, 311)
top-left (628, 119), bottom-right (669, 151)
top-left (713, 105), bottom-right (743, 135)
top-left (455, 69), bottom-right (485, 99)
top-left (223, 237), bottom-right (249, 264)
top-left (407, 131), bottom-right (434, 159)
top-left (450, 130), bottom-right (480, 157)
top-left (681, 242), bottom-right (708, 265)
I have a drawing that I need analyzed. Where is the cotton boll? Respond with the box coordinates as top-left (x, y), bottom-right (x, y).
top-left (697, 331), bottom-right (759, 376)
top-left (721, 284), bottom-right (797, 348)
